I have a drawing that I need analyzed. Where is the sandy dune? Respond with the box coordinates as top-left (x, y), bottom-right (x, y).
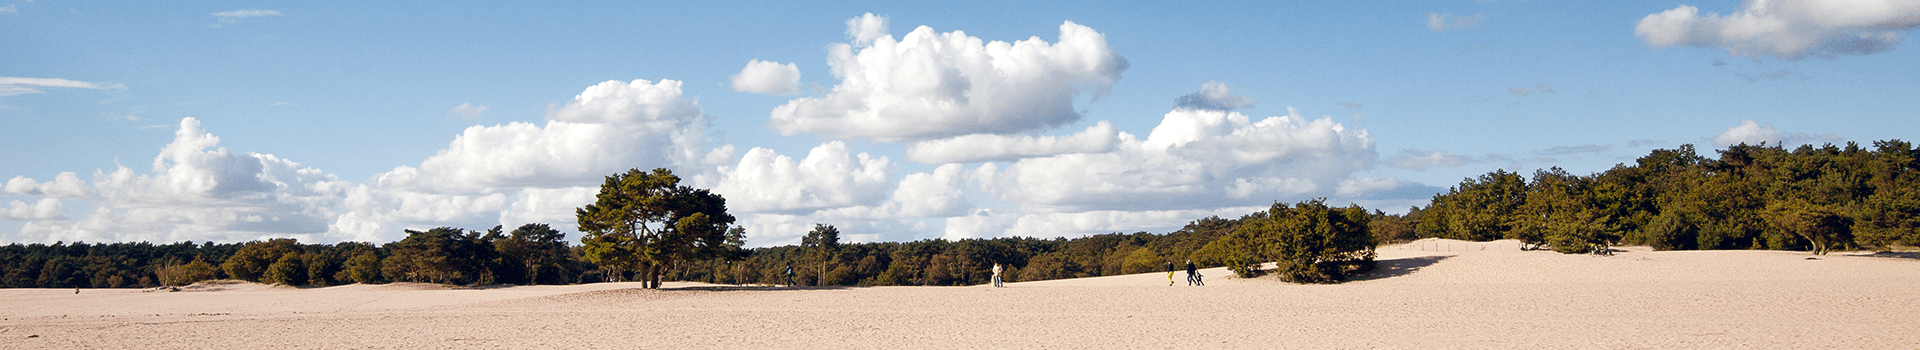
top-left (4, 239), bottom-right (1917, 349)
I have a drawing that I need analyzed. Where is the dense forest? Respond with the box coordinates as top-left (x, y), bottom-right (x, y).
top-left (1396, 140), bottom-right (1920, 254)
top-left (2, 140), bottom-right (1915, 289)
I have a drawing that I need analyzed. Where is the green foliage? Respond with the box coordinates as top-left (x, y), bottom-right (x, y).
top-left (1369, 212), bottom-right (1417, 244)
top-left (263, 252), bottom-right (307, 285)
top-left (222, 238), bottom-right (299, 282)
top-left (1645, 210), bottom-right (1699, 251)
top-left (1199, 199), bottom-right (1377, 284)
top-left (1119, 246), bottom-right (1161, 275)
top-left (1419, 170), bottom-right (1528, 241)
top-left (1763, 199), bottom-right (1853, 255)
top-left (576, 168), bottom-right (741, 289)
top-left (7, 140), bottom-right (1918, 289)
top-left (157, 258), bottom-right (219, 286)
top-left (1408, 140), bottom-right (1920, 256)
top-left (340, 251), bottom-right (382, 284)
top-left (496, 223), bottom-right (574, 285)
top-left (802, 224), bottom-right (841, 286)
top-left (381, 227), bottom-right (494, 285)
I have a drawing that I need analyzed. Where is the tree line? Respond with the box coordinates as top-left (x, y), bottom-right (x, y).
top-left (3, 140), bottom-right (1913, 288)
top-left (1381, 140), bottom-right (1920, 254)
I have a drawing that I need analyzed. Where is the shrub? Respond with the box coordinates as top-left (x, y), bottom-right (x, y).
top-left (338, 251), bottom-right (382, 284)
top-left (157, 258), bottom-right (220, 286)
top-left (1197, 199), bottom-right (1377, 284)
top-left (263, 252), bottom-right (307, 286)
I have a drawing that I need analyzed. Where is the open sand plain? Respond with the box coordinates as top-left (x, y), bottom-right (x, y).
top-left (3, 238), bottom-right (1918, 349)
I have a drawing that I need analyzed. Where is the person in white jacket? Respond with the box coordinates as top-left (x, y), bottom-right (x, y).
top-left (991, 263), bottom-right (1005, 288)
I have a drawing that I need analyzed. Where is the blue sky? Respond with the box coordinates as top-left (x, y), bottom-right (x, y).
top-left (4, 1), bottom-right (1917, 246)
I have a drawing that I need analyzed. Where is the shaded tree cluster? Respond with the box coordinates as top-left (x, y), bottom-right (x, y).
top-left (0, 223), bottom-right (583, 289)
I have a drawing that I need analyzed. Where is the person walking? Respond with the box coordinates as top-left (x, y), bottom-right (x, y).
top-left (991, 263), bottom-right (1005, 288)
top-left (784, 264), bottom-right (795, 287)
top-left (1165, 261), bottom-right (1176, 286)
top-left (1185, 259), bottom-right (1202, 286)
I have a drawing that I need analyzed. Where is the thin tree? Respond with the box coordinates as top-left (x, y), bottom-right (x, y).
top-left (802, 224), bottom-right (840, 285)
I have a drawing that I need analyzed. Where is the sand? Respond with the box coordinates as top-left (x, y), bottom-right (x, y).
top-left (3, 239), bottom-right (1917, 349)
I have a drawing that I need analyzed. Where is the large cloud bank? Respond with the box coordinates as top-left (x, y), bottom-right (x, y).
top-left (3, 79), bottom-right (721, 244)
top-left (3, 15), bottom-right (1435, 247)
top-left (767, 13), bottom-right (1130, 142)
top-left (1635, 0), bottom-right (1920, 60)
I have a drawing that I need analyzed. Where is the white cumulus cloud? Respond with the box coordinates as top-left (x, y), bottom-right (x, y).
top-left (4, 78), bottom-right (733, 244)
top-left (730, 60), bottom-right (802, 96)
top-left (1711, 119), bottom-right (1842, 147)
top-left (2, 199), bottom-right (64, 221)
top-left (904, 121), bottom-right (1122, 164)
top-left (379, 79), bottom-right (713, 195)
top-left (1635, 0), bottom-right (1920, 60)
top-left (6, 172), bottom-right (91, 198)
top-left (985, 105), bottom-right (1376, 214)
top-left (767, 15), bottom-right (1129, 142)
top-left (713, 141), bottom-right (893, 214)
top-left (13, 117), bottom-right (347, 244)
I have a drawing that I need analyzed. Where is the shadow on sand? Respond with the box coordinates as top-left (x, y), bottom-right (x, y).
top-left (665, 285), bottom-right (858, 292)
top-left (1859, 251), bottom-right (1920, 260)
top-left (1348, 255), bottom-right (1451, 281)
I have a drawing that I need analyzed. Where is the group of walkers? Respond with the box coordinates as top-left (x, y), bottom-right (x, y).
top-left (1166, 260), bottom-right (1203, 286)
top-left (780, 260), bottom-right (1201, 288)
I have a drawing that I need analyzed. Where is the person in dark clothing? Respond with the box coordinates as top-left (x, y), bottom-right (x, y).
top-left (784, 264), bottom-right (795, 287)
top-left (1185, 259), bottom-right (1202, 286)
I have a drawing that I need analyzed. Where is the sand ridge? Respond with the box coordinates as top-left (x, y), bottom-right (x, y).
top-left (3, 240), bottom-right (1917, 349)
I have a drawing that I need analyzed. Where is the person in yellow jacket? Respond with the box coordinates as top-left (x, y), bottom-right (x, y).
top-left (1165, 261), bottom-right (1175, 286)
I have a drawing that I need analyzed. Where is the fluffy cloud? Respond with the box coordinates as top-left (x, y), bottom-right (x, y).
top-left (713, 141), bottom-right (893, 214)
top-left (3, 78), bottom-right (728, 244)
top-left (1428, 13), bottom-right (1484, 31)
top-left (379, 79), bottom-right (712, 194)
top-left (1712, 119), bottom-right (1841, 147)
top-left (951, 207), bottom-right (1262, 241)
top-left (332, 78), bottom-right (720, 240)
top-left (6, 172), bottom-right (90, 198)
top-left (1385, 150), bottom-right (1470, 171)
top-left (847, 13), bottom-right (889, 45)
top-left (904, 121), bottom-right (1121, 164)
top-left (1635, 0), bottom-right (1920, 60)
top-left (767, 14), bottom-right (1129, 141)
top-left (0, 77), bottom-right (125, 97)
top-left (985, 99), bottom-right (1377, 213)
top-left (2, 199), bottom-right (64, 221)
top-left (730, 60), bottom-right (802, 96)
top-left (892, 164), bottom-right (971, 218)
top-left (11, 117), bottom-right (347, 243)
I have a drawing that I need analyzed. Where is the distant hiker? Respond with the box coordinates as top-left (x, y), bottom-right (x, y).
top-left (1182, 259), bottom-right (1198, 286)
top-left (1165, 262), bottom-right (1176, 286)
top-left (991, 263), bottom-right (1005, 288)
top-left (784, 264), bottom-right (795, 287)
